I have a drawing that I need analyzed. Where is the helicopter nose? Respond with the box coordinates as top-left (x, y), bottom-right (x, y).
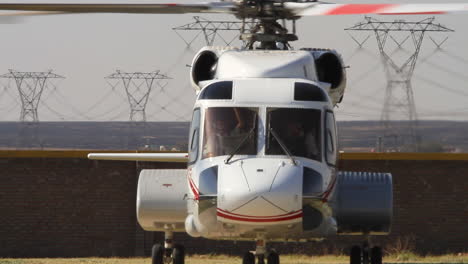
top-left (217, 159), bottom-right (303, 224)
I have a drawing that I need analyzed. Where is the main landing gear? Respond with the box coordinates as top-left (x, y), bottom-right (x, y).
top-left (152, 229), bottom-right (185, 264)
top-left (243, 239), bottom-right (280, 264)
top-left (350, 242), bottom-right (382, 264)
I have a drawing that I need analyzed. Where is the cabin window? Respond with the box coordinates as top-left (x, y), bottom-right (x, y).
top-left (266, 108), bottom-right (321, 162)
top-left (294, 82), bottom-right (328, 102)
top-left (199, 81), bottom-right (233, 100)
top-left (188, 108), bottom-right (201, 164)
top-left (325, 111), bottom-right (337, 166)
top-left (202, 107), bottom-right (258, 159)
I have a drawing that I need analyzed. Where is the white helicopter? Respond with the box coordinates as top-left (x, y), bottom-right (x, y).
top-left (2, 1), bottom-right (467, 264)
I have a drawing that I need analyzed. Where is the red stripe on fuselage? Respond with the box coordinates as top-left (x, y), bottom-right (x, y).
top-left (217, 208), bottom-right (302, 219)
top-left (321, 177), bottom-right (337, 202)
top-left (217, 210), bottom-right (303, 222)
top-left (381, 11), bottom-right (445, 15)
top-left (325, 4), bottom-right (396, 15)
top-left (188, 175), bottom-right (199, 200)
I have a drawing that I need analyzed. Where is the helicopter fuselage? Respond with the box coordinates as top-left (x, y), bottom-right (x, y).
top-left (185, 96), bottom-right (337, 241)
top-left (183, 48), bottom-right (341, 241)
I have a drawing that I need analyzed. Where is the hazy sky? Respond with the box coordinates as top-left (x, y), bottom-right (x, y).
top-left (0, 0), bottom-right (468, 121)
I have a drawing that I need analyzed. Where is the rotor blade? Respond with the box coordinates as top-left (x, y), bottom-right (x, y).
top-left (0, 2), bottom-right (236, 14)
top-left (0, 11), bottom-right (66, 23)
top-left (88, 152), bottom-right (189, 162)
top-left (285, 3), bottom-right (468, 16)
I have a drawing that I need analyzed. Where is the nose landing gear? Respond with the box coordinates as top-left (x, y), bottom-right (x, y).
top-left (152, 229), bottom-right (185, 264)
top-left (267, 250), bottom-right (280, 264)
top-left (243, 239), bottom-right (280, 264)
top-left (243, 252), bottom-right (255, 264)
top-left (350, 242), bottom-right (382, 264)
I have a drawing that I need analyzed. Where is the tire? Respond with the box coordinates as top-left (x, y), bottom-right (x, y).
top-left (363, 249), bottom-right (369, 264)
top-left (267, 251), bottom-right (280, 264)
top-left (151, 244), bottom-right (164, 264)
top-left (173, 244), bottom-right (185, 264)
top-left (350, 245), bottom-right (362, 264)
top-left (242, 252), bottom-right (255, 264)
top-left (370, 247), bottom-right (382, 264)
top-left (258, 255), bottom-right (265, 264)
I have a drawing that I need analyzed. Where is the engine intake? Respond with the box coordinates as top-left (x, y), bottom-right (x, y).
top-left (190, 47), bottom-right (239, 91)
top-left (301, 48), bottom-right (347, 105)
top-left (191, 50), bottom-right (218, 86)
top-left (315, 52), bottom-right (344, 89)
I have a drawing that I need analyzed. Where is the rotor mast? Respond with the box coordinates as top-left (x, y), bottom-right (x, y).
top-left (236, 0), bottom-right (303, 49)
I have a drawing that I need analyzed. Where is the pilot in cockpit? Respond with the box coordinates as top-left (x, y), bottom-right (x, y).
top-left (203, 107), bottom-right (256, 158)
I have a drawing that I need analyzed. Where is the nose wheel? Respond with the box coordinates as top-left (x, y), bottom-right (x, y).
top-left (243, 252), bottom-right (255, 264)
top-left (242, 251), bottom-right (279, 264)
top-left (243, 239), bottom-right (279, 264)
top-left (267, 251), bottom-right (280, 264)
top-left (152, 230), bottom-right (185, 264)
top-left (350, 243), bottom-right (382, 264)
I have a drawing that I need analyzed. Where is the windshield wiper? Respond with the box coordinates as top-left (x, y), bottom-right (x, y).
top-left (269, 127), bottom-right (297, 165)
top-left (224, 127), bottom-right (256, 164)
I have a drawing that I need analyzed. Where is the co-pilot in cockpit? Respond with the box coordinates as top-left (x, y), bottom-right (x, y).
top-left (266, 108), bottom-right (321, 161)
top-left (202, 106), bottom-right (321, 161)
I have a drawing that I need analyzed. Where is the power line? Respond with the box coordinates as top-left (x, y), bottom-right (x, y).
top-left (413, 74), bottom-right (468, 98)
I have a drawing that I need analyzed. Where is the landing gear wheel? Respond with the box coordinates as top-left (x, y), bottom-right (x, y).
top-left (362, 248), bottom-right (369, 264)
top-left (151, 244), bottom-right (164, 264)
top-left (350, 245), bottom-right (362, 264)
top-left (370, 247), bottom-right (382, 264)
top-left (243, 252), bottom-right (255, 264)
top-left (258, 254), bottom-right (265, 264)
top-left (173, 244), bottom-right (185, 264)
top-left (267, 251), bottom-right (280, 264)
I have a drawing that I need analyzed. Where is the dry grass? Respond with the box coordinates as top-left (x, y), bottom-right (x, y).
top-left (1, 254), bottom-right (467, 264)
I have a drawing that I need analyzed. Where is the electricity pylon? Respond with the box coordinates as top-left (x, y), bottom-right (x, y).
top-left (346, 17), bottom-right (453, 151)
top-left (105, 70), bottom-right (171, 122)
top-left (0, 69), bottom-right (64, 122)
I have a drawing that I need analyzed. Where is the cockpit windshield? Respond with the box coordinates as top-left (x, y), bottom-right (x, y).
top-left (202, 107), bottom-right (258, 159)
top-left (266, 108), bottom-right (321, 161)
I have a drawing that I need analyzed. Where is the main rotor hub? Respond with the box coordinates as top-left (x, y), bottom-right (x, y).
top-left (241, 19), bottom-right (298, 49)
top-left (236, 0), bottom-right (317, 20)
top-left (235, 0), bottom-right (316, 49)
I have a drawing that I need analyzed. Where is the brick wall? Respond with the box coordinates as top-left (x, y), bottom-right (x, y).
top-left (0, 158), bottom-right (139, 257)
top-left (0, 154), bottom-right (466, 257)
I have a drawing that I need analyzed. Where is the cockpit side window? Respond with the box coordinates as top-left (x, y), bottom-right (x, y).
top-left (202, 107), bottom-right (258, 159)
top-left (325, 111), bottom-right (337, 166)
top-left (199, 81), bottom-right (233, 100)
top-left (266, 108), bottom-right (321, 161)
top-left (294, 82), bottom-right (328, 102)
top-left (188, 108), bottom-right (201, 164)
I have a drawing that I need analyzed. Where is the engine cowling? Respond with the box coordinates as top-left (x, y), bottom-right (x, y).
top-left (190, 46), bottom-right (238, 92)
top-left (191, 47), bottom-right (347, 106)
top-left (302, 48), bottom-right (347, 106)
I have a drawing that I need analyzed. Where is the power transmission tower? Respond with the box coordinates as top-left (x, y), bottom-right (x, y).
top-left (346, 17), bottom-right (453, 151)
top-left (0, 69), bottom-right (64, 122)
top-left (105, 70), bottom-right (171, 122)
top-left (173, 16), bottom-right (256, 47)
